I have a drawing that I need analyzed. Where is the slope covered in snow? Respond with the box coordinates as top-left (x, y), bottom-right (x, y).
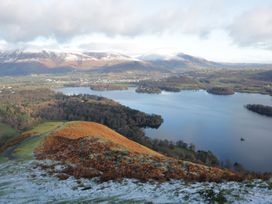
top-left (0, 50), bottom-right (136, 69)
top-left (1, 160), bottom-right (272, 203)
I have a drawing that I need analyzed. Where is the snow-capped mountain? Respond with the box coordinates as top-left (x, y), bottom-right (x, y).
top-left (0, 50), bottom-right (136, 69)
top-left (138, 52), bottom-right (217, 65)
top-left (0, 50), bottom-right (271, 76)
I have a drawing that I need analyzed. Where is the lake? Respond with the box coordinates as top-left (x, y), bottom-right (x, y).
top-left (57, 87), bottom-right (272, 172)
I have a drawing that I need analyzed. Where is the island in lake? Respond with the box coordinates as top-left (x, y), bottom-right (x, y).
top-left (207, 87), bottom-right (235, 95)
top-left (136, 86), bottom-right (162, 94)
top-left (90, 83), bottom-right (128, 91)
top-left (245, 104), bottom-right (272, 117)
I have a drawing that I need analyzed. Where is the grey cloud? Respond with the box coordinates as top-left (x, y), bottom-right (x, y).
top-left (228, 7), bottom-right (272, 49)
top-left (0, 0), bottom-right (227, 43)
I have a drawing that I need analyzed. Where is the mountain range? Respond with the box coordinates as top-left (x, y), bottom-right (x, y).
top-left (0, 50), bottom-right (271, 76)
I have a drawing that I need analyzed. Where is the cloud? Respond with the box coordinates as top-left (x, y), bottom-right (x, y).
top-left (0, 0), bottom-right (227, 43)
top-left (1, 0), bottom-right (271, 57)
top-left (228, 6), bottom-right (272, 49)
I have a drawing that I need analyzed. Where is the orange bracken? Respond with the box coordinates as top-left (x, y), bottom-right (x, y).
top-left (50, 121), bottom-right (163, 157)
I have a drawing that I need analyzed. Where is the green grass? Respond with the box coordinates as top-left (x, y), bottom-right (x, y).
top-left (171, 146), bottom-right (196, 159)
top-left (12, 135), bottom-right (45, 160)
top-left (0, 155), bottom-right (8, 162)
top-left (27, 121), bottom-right (64, 135)
top-left (0, 122), bottom-right (18, 146)
top-left (5, 121), bottom-right (64, 160)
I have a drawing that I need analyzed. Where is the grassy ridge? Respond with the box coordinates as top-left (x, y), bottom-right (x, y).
top-left (50, 121), bottom-right (163, 157)
top-left (1, 122), bottom-right (64, 160)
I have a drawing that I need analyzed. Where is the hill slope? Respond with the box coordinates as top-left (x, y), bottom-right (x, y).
top-left (35, 121), bottom-right (247, 182)
top-left (0, 50), bottom-right (135, 75)
top-left (1, 121), bottom-right (269, 182)
top-left (48, 121), bottom-right (162, 157)
top-left (0, 50), bottom-right (271, 76)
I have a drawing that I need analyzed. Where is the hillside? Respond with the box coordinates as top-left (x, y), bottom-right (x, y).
top-left (1, 120), bottom-right (268, 182)
top-left (1, 120), bottom-right (272, 203)
top-left (34, 121), bottom-right (253, 182)
top-left (0, 50), bottom-right (272, 76)
top-left (0, 50), bottom-right (134, 68)
top-left (46, 121), bottom-right (162, 157)
top-left (0, 50), bottom-right (136, 76)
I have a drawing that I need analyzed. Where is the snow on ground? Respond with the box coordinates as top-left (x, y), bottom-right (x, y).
top-left (0, 160), bottom-right (272, 203)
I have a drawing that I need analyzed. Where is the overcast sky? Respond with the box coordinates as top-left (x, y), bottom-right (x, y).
top-left (0, 0), bottom-right (272, 62)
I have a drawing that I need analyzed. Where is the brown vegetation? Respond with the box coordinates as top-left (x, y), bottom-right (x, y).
top-left (35, 121), bottom-right (267, 182)
top-left (49, 121), bottom-right (162, 157)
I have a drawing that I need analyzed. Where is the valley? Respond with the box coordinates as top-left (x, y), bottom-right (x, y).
top-left (0, 60), bottom-right (272, 203)
top-left (2, 1), bottom-right (272, 203)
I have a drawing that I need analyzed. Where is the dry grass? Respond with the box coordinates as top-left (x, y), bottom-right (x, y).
top-left (35, 121), bottom-right (271, 182)
top-left (50, 121), bottom-right (163, 157)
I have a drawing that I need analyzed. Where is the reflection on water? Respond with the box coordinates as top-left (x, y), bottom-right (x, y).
top-left (58, 87), bottom-right (272, 172)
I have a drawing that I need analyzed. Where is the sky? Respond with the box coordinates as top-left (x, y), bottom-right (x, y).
top-left (0, 0), bottom-right (272, 63)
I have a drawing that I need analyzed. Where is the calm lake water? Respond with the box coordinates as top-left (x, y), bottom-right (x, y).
top-left (57, 87), bottom-right (272, 172)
